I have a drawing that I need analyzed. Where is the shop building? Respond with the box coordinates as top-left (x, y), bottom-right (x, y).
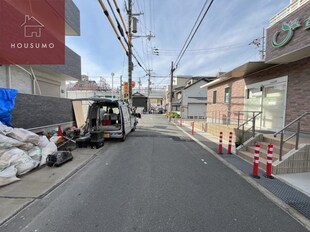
top-left (201, 0), bottom-right (310, 174)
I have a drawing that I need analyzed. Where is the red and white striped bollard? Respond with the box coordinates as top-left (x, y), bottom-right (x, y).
top-left (252, 143), bottom-right (260, 179)
top-left (265, 144), bottom-right (274, 179)
top-left (191, 122), bottom-right (195, 135)
top-left (227, 132), bottom-right (233, 154)
top-left (218, 132), bottom-right (223, 154)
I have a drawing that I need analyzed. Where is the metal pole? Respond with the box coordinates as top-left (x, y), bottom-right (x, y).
top-left (128, 0), bottom-right (133, 103)
top-left (296, 120), bottom-right (300, 150)
top-left (252, 115), bottom-right (256, 137)
top-left (169, 61), bottom-right (174, 113)
top-left (120, 75), bottom-right (123, 100)
top-left (279, 132), bottom-right (284, 161)
top-left (111, 72), bottom-right (114, 99)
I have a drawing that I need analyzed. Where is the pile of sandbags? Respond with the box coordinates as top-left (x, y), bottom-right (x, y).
top-left (0, 122), bottom-right (57, 187)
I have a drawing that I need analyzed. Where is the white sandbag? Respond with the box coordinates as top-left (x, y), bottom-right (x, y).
top-left (7, 128), bottom-right (40, 145)
top-left (0, 148), bottom-right (28, 166)
top-left (40, 142), bottom-right (57, 166)
top-left (0, 166), bottom-right (20, 187)
top-left (19, 143), bottom-right (34, 151)
top-left (0, 149), bottom-right (7, 157)
top-left (0, 160), bottom-right (10, 172)
top-left (0, 134), bottom-right (24, 149)
top-left (38, 136), bottom-right (49, 148)
top-left (15, 158), bottom-right (38, 175)
top-left (0, 148), bottom-right (37, 175)
top-left (0, 121), bottom-right (13, 135)
top-left (28, 146), bottom-right (42, 162)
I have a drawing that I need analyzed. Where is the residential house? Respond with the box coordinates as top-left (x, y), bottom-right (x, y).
top-left (179, 79), bottom-right (209, 119)
top-left (166, 76), bottom-right (215, 117)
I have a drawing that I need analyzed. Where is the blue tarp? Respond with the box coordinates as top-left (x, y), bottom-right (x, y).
top-left (0, 88), bottom-right (18, 127)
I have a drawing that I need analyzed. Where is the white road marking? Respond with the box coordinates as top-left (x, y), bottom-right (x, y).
top-left (201, 159), bottom-right (204, 161)
top-left (204, 162), bottom-right (207, 165)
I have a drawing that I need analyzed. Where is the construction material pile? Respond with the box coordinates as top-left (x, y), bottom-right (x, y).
top-left (0, 122), bottom-right (57, 187)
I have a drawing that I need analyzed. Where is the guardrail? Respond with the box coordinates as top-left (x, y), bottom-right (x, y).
top-left (270, 0), bottom-right (309, 26)
top-left (274, 112), bottom-right (310, 161)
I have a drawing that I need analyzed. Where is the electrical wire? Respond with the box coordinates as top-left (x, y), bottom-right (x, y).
top-left (175, 0), bottom-right (210, 66)
top-left (98, 0), bottom-right (128, 54)
top-left (113, 0), bottom-right (129, 36)
top-left (175, 0), bottom-right (215, 68)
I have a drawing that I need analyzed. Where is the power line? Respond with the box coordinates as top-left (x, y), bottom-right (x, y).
top-left (175, 0), bottom-right (210, 66)
top-left (98, 0), bottom-right (128, 54)
top-left (175, 0), bottom-right (215, 68)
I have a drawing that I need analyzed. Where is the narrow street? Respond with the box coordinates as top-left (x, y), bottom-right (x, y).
top-left (1, 115), bottom-right (307, 232)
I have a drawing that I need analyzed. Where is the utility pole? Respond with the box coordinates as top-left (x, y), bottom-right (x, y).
top-left (170, 61), bottom-right (175, 114)
top-left (111, 72), bottom-right (115, 99)
top-left (249, 28), bottom-right (265, 61)
top-left (260, 28), bottom-right (265, 60)
top-left (138, 77), bottom-right (141, 92)
top-left (120, 75), bottom-right (123, 100)
top-left (147, 70), bottom-right (152, 112)
top-left (128, 0), bottom-right (133, 104)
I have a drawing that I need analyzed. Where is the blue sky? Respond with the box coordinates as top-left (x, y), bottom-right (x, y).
top-left (66, 0), bottom-right (289, 88)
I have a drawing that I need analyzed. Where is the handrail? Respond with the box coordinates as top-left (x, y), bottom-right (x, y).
top-left (274, 112), bottom-right (310, 161)
top-left (274, 112), bottom-right (310, 136)
top-left (237, 111), bottom-right (262, 139)
top-left (238, 112), bottom-right (262, 129)
top-left (206, 110), bottom-right (262, 126)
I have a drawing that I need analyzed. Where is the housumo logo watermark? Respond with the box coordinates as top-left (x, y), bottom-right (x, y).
top-left (0, 0), bottom-right (65, 64)
top-left (11, 15), bottom-right (55, 49)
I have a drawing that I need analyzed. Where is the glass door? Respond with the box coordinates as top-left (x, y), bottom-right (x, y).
top-left (261, 83), bottom-right (286, 131)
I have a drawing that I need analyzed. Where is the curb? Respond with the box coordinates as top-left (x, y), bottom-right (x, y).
top-left (173, 122), bottom-right (310, 230)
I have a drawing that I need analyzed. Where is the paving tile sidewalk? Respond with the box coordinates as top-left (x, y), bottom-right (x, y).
top-left (0, 147), bottom-right (102, 225)
top-left (177, 122), bottom-right (310, 223)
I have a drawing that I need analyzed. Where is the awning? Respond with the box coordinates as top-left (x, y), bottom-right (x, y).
top-left (200, 61), bottom-right (276, 88)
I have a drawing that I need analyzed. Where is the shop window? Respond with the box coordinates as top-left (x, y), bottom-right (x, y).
top-left (212, 91), bottom-right (217, 104)
top-left (224, 87), bottom-right (230, 104)
top-left (246, 88), bottom-right (262, 99)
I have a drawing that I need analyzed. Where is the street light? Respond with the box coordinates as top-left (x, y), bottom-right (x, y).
top-left (111, 72), bottom-right (115, 99)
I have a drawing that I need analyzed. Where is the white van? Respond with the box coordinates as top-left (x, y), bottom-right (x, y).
top-left (81, 98), bottom-right (138, 141)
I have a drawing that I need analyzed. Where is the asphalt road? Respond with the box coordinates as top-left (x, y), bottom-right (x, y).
top-left (1, 115), bottom-right (308, 232)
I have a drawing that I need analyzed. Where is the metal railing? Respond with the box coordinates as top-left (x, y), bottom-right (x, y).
top-left (274, 112), bottom-right (310, 161)
top-left (206, 110), bottom-right (261, 127)
top-left (270, 0), bottom-right (309, 26)
top-left (237, 111), bottom-right (262, 140)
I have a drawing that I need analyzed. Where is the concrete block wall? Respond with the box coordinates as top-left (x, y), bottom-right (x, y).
top-left (273, 144), bottom-right (310, 174)
top-left (11, 93), bottom-right (74, 129)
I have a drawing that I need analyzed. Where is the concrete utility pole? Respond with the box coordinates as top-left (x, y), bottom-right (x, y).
top-left (170, 61), bottom-right (175, 113)
top-left (111, 72), bottom-right (115, 99)
top-left (147, 70), bottom-right (152, 112)
top-left (138, 77), bottom-right (141, 93)
top-left (128, 0), bottom-right (133, 104)
top-left (120, 75), bottom-right (123, 100)
top-left (261, 28), bottom-right (265, 60)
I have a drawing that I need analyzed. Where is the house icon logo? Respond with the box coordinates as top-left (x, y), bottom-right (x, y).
top-left (21, 15), bottom-right (44, 38)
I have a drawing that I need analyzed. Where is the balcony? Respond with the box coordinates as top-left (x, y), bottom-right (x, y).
top-left (65, 0), bottom-right (80, 36)
top-left (270, 0), bottom-right (309, 26)
top-left (32, 46), bottom-right (81, 81)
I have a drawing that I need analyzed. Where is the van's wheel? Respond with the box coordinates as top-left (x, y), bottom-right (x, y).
top-left (121, 131), bottom-right (126, 141)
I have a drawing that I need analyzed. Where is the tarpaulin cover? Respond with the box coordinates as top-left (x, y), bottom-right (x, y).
top-left (0, 88), bottom-right (18, 126)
